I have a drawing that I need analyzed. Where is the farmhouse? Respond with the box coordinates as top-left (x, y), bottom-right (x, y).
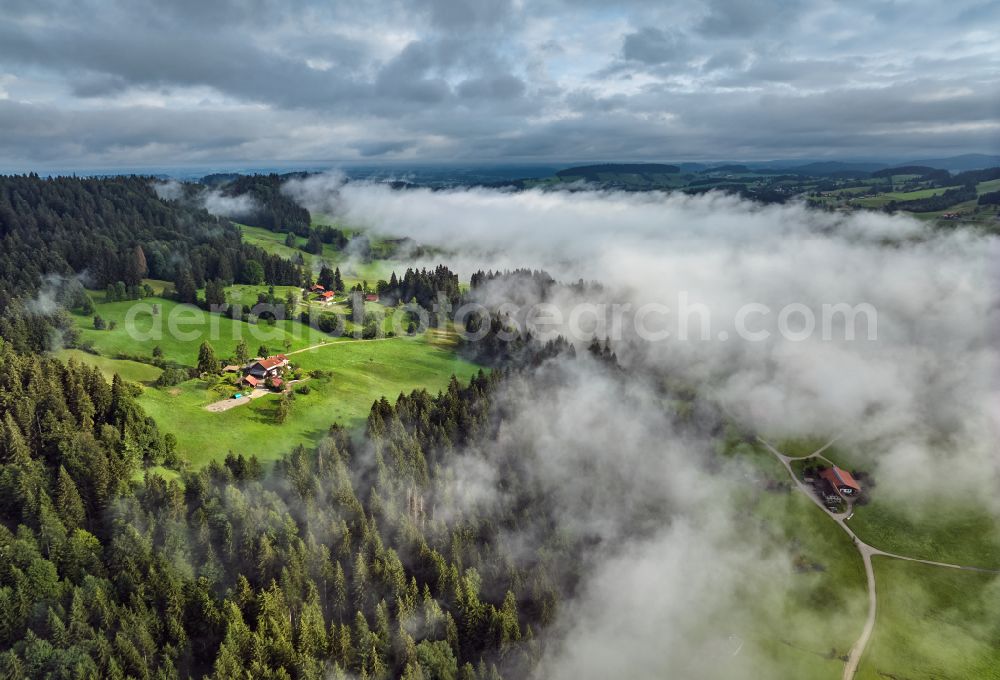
top-left (309, 284), bottom-right (325, 293)
top-left (245, 354), bottom-right (289, 380)
top-left (819, 466), bottom-right (861, 499)
top-left (364, 293), bottom-right (379, 302)
top-left (318, 291), bottom-right (336, 303)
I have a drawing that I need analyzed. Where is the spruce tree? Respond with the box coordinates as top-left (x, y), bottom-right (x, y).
top-left (235, 339), bottom-right (250, 366)
top-left (197, 342), bottom-right (219, 375)
top-left (55, 466), bottom-right (86, 531)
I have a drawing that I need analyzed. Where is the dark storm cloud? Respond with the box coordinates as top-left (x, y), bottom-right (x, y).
top-left (352, 139), bottom-right (416, 157)
top-left (696, 0), bottom-right (803, 36)
top-left (0, 0), bottom-right (996, 165)
top-left (621, 27), bottom-right (688, 65)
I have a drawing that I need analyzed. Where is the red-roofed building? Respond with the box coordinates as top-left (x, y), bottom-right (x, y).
top-left (364, 293), bottom-right (379, 302)
top-left (242, 374), bottom-right (260, 388)
top-left (270, 377), bottom-right (284, 391)
top-left (819, 466), bottom-right (861, 499)
top-left (245, 355), bottom-right (289, 380)
top-left (309, 284), bottom-right (325, 293)
top-left (318, 290), bottom-right (336, 302)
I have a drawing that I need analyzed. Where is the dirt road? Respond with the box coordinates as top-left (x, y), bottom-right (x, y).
top-left (204, 388), bottom-right (270, 412)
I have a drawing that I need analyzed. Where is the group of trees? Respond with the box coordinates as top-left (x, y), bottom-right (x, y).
top-left (172, 251), bottom-right (303, 308)
top-left (301, 226), bottom-right (349, 255)
top-left (376, 266), bottom-right (462, 309)
top-left (218, 174), bottom-right (311, 235)
top-left (978, 190), bottom-right (1000, 206)
top-left (104, 279), bottom-right (154, 303)
top-left (317, 266), bottom-right (345, 294)
top-left (871, 166), bottom-right (952, 184)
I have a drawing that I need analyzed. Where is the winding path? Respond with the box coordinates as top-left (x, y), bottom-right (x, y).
top-left (757, 437), bottom-right (1000, 680)
top-left (285, 335), bottom-right (403, 355)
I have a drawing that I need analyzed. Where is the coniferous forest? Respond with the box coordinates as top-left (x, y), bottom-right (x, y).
top-left (0, 342), bottom-right (569, 678)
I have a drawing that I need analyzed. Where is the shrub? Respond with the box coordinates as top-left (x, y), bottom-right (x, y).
top-left (155, 367), bottom-right (188, 388)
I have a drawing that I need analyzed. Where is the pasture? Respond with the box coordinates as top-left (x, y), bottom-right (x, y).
top-left (67, 286), bottom-right (482, 468)
top-left (135, 333), bottom-right (480, 466)
top-left (239, 223), bottom-right (405, 286)
top-left (856, 559), bottom-right (1000, 679)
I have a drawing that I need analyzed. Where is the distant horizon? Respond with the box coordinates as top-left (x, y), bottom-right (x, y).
top-left (4, 152), bottom-right (999, 180)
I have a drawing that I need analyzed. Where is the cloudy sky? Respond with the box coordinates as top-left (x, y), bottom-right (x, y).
top-left (1, 0), bottom-right (998, 168)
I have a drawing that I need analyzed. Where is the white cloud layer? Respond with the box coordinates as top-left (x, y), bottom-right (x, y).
top-left (326, 179), bottom-right (1000, 516)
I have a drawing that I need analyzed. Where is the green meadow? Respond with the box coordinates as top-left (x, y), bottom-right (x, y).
top-left (136, 331), bottom-right (480, 467)
top-left (856, 559), bottom-right (1000, 679)
top-left (56, 348), bottom-right (163, 384)
top-left (74, 296), bottom-right (318, 366)
top-left (847, 497), bottom-right (1000, 568)
top-left (239, 223), bottom-right (405, 286)
top-left (745, 491), bottom-right (867, 679)
top-left (66, 283), bottom-right (483, 467)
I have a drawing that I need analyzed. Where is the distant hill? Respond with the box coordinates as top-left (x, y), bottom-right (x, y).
top-left (906, 154), bottom-right (1000, 172)
top-left (784, 161), bottom-right (887, 176)
top-left (872, 165), bottom-right (938, 178)
top-left (199, 172), bottom-right (243, 187)
top-left (742, 159), bottom-right (886, 174)
top-left (556, 163), bottom-right (680, 179)
top-left (701, 164), bottom-right (751, 174)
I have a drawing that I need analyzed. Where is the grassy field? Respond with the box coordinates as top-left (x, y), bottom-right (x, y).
top-left (74, 296), bottom-right (321, 366)
top-left (853, 185), bottom-right (959, 208)
top-left (136, 332), bottom-right (480, 466)
top-left (66, 285), bottom-right (482, 468)
top-left (856, 559), bottom-right (1000, 679)
top-left (735, 487), bottom-right (867, 679)
top-left (239, 224), bottom-right (404, 286)
top-left (202, 283), bottom-right (303, 309)
top-left (847, 497), bottom-right (1000, 568)
top-left (56, 348), bottom-right (163, 384)
top-left (977, 178), bottom-right (1000, 194)
top-left (774, 437), bottom-right (831, 459)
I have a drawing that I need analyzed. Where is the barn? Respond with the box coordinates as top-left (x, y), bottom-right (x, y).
top-left (819, 466), bottom-right (861, 499)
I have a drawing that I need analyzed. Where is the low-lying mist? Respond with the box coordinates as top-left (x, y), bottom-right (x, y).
top-left (154, 179), bottom-right (260, 219)
top-left (293, 174), bottom-right (1000, 517)
top-left (283, 174), bottom-right (998, 676)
